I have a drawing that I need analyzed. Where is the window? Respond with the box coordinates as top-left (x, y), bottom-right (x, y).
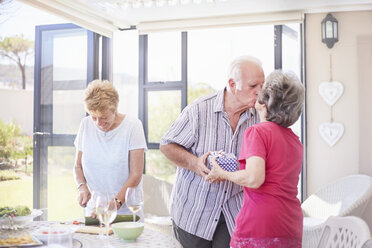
top-left (138, 32), bottom-right (187, 183)
top-left (134, 23), bottom-right (305, 198)
top-left (188, 25), bottom-right (274, 100)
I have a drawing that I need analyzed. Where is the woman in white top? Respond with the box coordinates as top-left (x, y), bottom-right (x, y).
top-left (73, 80), bottom-right (147, 215)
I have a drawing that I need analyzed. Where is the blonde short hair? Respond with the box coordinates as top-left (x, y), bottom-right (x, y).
top-left (84, 80), bottom-right (119, 114)
top-left (258, 70), bottom-right (304, 127)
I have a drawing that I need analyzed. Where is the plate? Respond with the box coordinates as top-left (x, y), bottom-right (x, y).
top-left (0, 209), bottom-right (43, 226)
top-left (73, 238), bottom-right (83, 248)
top-left (0, 234), bottom-right (43, 247)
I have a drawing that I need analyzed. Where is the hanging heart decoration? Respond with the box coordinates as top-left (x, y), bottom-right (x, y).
top-left (319, 122), bottom-right (344, 147)
top-left (318, 81), bottom-right (344, 106)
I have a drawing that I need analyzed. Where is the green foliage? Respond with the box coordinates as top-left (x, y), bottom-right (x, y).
top-left (146, 150), bottom-right (176, 183)
top-left (0, 119), bottom-right (33, 162)
top-left (0, 35), bottom-right (34, 89)
top-left (16, 164), bottom-right (33, 175)
top-left (0, 205), bottom-right (31, 217)
top-left (0, 119), bottom-right (20, 160)
top-left (0, 170), bottom-right (21, 181)
top-left (14, 205), bottom-right (31, 216)
top-left (148, 91), bottom-right (181, 143)
top-left (0, 35), bottom-right (34, 59)
top-left (188, 82), bottom-right (215, 104)
top-left (145, 82), bottom-right (215, 183)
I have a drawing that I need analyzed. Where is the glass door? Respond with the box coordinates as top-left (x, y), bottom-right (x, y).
top-left (33, 23), bottom-right (109, 220)
top-left (281, 23), bottom-right (305, 201)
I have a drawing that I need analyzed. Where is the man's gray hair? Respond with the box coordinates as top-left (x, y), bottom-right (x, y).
top-left (228, 55), bottom-right (263, 91)
top-left (258, 70), bottom-right (305, 127)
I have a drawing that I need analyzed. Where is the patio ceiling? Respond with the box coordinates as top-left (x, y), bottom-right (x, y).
top-left (17, 0), bottom-right (372, 37)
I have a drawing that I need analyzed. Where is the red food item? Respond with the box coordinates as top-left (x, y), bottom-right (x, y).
top-left (73, 220), bottom-right (80, 225)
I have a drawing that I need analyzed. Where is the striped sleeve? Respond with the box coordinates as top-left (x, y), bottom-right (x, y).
top-left (160, 105), bottom-right (197, 149)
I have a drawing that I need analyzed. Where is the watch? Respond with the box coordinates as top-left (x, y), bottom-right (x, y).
top-left (115, 198), bottom-right (122, 207)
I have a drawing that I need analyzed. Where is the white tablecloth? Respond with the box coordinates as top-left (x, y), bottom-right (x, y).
top-left (26, 221), bottom-right (181, 248)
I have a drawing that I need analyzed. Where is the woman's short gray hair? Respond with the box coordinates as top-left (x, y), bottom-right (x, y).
top-left (258, 70), bottom-right (304, 127)
top-left (228, 55), bottom-right (262, 90)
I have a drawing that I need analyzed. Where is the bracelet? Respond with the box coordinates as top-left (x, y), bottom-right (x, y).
top-left (77, 182), bottom-right (85, 189)
top-left (115, 198), bottom-right (122, 207)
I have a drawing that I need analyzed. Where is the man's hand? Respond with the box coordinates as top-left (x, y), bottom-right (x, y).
top-left (205, 157), bottom-right (226, 183)
top-left (190, 152), bottom-right (211, 178)
top-left (77, 184), bottom-right (91, 207)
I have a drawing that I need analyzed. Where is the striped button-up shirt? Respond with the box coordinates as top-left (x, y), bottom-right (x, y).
top-left (160, 88), bottom-right (259, 240)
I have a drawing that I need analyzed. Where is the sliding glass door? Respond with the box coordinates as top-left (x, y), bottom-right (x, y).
top-left (34, 23), bottom-right (111, 220)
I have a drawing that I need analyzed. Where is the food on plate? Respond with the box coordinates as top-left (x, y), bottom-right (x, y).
top-left (0, 234), bottom-right (38, 246)
top-left (0, 206), bottom-right (31, 218)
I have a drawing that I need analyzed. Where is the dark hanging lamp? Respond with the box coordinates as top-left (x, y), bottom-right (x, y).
top-left (321, 13), bottom-right (338, 48)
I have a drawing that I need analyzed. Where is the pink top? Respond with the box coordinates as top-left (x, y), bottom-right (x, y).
top-left (230, 122), bottom-right (303, 248)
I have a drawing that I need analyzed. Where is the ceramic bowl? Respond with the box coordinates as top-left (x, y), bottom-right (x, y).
top-left (112, 222), bottom-right (144, 241)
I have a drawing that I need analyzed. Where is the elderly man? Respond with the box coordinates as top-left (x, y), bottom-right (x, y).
top-left (160, 56), bottom-right (265, 248)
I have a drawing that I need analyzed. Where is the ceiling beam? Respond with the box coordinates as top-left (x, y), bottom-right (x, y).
top-left (17, 0), bottom-right (131, 37)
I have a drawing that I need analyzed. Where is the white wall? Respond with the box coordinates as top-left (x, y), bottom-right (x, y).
top-left (306, 10), bottom-right (372, 228)
top-left (0, 89), bottom-right (33, 135)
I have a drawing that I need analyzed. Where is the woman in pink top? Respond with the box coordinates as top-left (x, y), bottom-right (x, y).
top-left (206, 70), bottom-right (305, 248)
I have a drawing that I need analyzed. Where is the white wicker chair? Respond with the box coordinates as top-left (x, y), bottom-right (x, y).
top-left (317, 216), bottom-right (371, 248)
top-left (362, 239), bottom-right (372, 248)
top-left (302, 174), bottom-right (372, 248)
top-left (143, 174), bottom-right (173, 235)
top-left (143, 174), bottom-right (173, 216)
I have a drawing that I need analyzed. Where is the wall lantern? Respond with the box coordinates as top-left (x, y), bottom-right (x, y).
top-left (321, 13), bottom-right (338, 48)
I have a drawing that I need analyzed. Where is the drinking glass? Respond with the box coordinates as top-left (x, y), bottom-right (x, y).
top-left (95, 193), bottom-right (117, 241)
top-left (89, 191), bottom-right (104, 239)
top-left (47, 226), bottom-right (73, 248)
top-left (125, 187), bottom-right (143, 222)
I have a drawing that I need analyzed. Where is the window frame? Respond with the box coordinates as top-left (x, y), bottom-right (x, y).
top-left (138, 25), bottom-right (306, 201)
top-left (275, 24), bottom-right (307, 201)
top-left (138, 32), bottom-right (187, 154)
top-left (33, 23), bottom-right (112, 213)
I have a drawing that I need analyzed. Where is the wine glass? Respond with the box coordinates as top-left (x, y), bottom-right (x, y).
top-left (95, 193), bottom-right (117, 242)
top-left (89, 191), bottom-right (104, 239)
top-left (125, 187), bottom-right (143, 222)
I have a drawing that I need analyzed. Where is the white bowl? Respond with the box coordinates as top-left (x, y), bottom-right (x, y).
top-left (33, 225), bottom-right (77, 243)
top-left (0, 209), bottom-right (43, 226)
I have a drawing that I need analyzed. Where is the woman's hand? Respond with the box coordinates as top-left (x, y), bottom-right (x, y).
top-left (205, 157), bottom-right (226, 183)
top-left (115, 197), bottom-right (123, 211)
top-left (77, 184), bottom-right (91, 207)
